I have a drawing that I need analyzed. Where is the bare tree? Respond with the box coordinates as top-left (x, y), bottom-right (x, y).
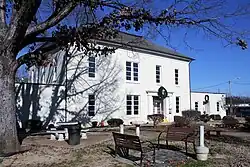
top-left (0, 0), bottom-right (249, 154)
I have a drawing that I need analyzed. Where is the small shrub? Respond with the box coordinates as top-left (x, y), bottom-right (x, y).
top-left (200, 114), bottom-right (210, 123)
top-left (107, 118), bottom-right (124, 127)
top-left (245, 116), bottom-right (250, 123)
top-left (174, 116), bottom-right (190, 127)
top-left (24, 119), bottom-right (43, 133)
top-left (182, 110), bottom-right (201, 121)
top-left (210, 114), bottom-right (222, 120)
top-left (222, 116), bottom-right (239, 128)
top-left (147, 114), bottom-right (164, 127)
top-left (92, 121), bottom-right (98, 128)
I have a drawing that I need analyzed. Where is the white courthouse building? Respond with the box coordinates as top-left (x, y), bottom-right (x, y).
top-left (19, 32), bottom-right (226, 126)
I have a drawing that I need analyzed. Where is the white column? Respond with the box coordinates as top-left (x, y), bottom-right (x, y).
top-left (64, 128), bottom-right (69, 140)
top-left (120, 124), bottom-right (124, 134)
top-left (58, 133), bottom-right (65, 141)
top-left (50, 134), bottom-right (56, 140)
top-left (200, 126), bottom-right (205, 147)
top-left (135, 125), bottom-right (140, 136)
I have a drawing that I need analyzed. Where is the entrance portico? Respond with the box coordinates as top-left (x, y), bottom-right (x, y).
top-left (146, 90), bottom-right (174, 122)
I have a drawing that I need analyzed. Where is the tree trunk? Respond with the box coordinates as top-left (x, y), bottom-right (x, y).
top-left (0, 54), bottom-right (20, 155)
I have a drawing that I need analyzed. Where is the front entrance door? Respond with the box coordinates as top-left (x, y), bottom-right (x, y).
top-left (153, 96), bottom-right (163, 114)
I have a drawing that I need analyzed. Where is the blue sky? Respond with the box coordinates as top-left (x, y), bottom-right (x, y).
top-left (17, 0), bottom-right (250, 96)
top-left (146, 0), bottom-right (250, 96)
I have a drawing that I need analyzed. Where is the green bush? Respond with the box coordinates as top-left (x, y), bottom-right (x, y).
top-left (210, 114), bottom-right (222, 120)
top-left (245, 116), bottom-right (250, 123)
top-left (182, 110), bottom-right (201, 121)
top-left (107, 118), bottom-right (124, 127)
top-left (200, 114), bottom-right (210, 123)
top-left (174, 116), bottom-right (190, 127)
top-left (222, 116), bottom-right (239, 128)
top-left (147, 114), bottom-right (164, 127)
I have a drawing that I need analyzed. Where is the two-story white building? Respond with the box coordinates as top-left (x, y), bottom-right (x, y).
top-left (20, 32), bottom-right (226, 126)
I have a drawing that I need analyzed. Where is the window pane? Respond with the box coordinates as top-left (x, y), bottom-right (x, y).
top-left (89, 73), bottom-right (95, 77)
top-left (126, 67), bottom-right (131, 71)
top-left (89, 57), bottom-right (95, 62)
top-left (133, 68), bottom-right (138, 72)
top-left (134, 77), bottom-right (138, 81)
top-left (134, 101), bottom-right (138, 105)
top-left (133, 63), bottom-right (138, 67)
top-left (126, 62), bottom-right (131, 66)
top-left (127, 110), bottom-right (132, 115)
top-left (127, 100), bottom-right (132, 105)
top-left (88, 111), bottom-right (95, 116)
top-left (89, 68), bottom-right (95, 73)
top-left (126, 76), bottom-right (131, 80)
top-left (134, 96), bottom-right (139, 100)
top-left (127, 95), bottom-right (132, 100)
top-left (134, 73), bottom-right (138, 77)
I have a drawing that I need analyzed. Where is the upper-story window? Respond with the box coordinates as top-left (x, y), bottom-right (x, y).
top-left (126, 95), bottom-right (139, 115)
top-left (126, 62), bottom-right (139, 81)
top-left (195, 102), bottom-right (198, 111)
top-left (88, 94), bottom-right (95, 116)
top-left (156, 65), bottom-right (161, 83)
top-left (175, 69), bottom-right (179, 85)
top-left (88, 57), bottom-right (95, 78)
top-left (217, 102), bottom-right (220, 111)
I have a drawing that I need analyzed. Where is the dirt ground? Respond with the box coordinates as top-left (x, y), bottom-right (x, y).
top-left (1, 129), bottom-right (250, 167)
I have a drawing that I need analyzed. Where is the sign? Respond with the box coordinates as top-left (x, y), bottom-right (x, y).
top-left (158, 86), bottom-right (168, 100)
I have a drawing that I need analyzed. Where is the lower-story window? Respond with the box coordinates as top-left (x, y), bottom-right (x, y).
top-left (195, 102), bottom-right (198, 111)
top-left (176, 96), bottom-right (180, 113)
top-left (126, 95), bottom-right (139, 115)
top-left (88, 94), bottom-right (95, 116)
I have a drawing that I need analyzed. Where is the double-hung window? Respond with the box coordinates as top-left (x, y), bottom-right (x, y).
top-left (88, 94), bottom-right (95, 116)
top-left (156, 65), bottom-right (161, 83)
top-left (217, 102), bottom-right (220, 111)
top-left (176, 96), bottom-right (180, 113)
top-left (126, 62), bottom-right (139, 81)
top-left (88, 57), bottom-right (95, 78)
top-left (126, 95), bottom-right (139, 115)
top-left (195, 102), bottom-right (198, 111)
top-left (175, 69), bottom-right (179, 85)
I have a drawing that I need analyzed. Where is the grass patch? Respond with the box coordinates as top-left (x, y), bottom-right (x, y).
top-left (180, 159), bottom-right (213, 167)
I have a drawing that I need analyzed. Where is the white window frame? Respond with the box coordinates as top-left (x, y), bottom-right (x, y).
top-left (88, 94), bottom-right (95, 116)
top-left (126, 61), bottom-right (139, 82)
top-left (156, 65), bottom-right (161, 83)
top-left (176, 96), bottom-right (180, 113)
top-left (88, 57), bottom-right (95, 78)
top-left (195, 102), bottom-right (198, 111)
top-left (126, 95), bottom-right (140, 115)
top-left (175, 69), bottom-right (179, 85)
top-left (217, 102), bottom-right (220, 111)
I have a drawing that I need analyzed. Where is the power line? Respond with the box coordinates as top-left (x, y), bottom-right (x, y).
top-left (233, 82), bottom-right (250, 85)
top-left (192, 81), bottom-right (228, 91)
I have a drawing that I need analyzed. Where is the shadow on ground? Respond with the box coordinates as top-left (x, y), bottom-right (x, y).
top-left (206, 134), bottom-right (250, 146)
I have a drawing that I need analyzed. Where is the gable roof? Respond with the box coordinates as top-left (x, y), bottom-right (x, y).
top-left (95, 32), bottom-right (194, 62)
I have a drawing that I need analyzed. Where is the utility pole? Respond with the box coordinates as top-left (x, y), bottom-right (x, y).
top-left (229, 80), bottom-right (233, 115)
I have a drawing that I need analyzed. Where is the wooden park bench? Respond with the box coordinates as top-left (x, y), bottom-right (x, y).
top-left (112, 132), bottom-right (156, 166)
top-left (157, 126), bottom-right (197, 154)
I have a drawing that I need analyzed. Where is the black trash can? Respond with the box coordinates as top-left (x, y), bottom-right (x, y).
top-left (67, 123), bottom-right (81, 145)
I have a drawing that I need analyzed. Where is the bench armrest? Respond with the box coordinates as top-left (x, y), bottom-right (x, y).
top-left (141, 140), bottom-right (157, 148)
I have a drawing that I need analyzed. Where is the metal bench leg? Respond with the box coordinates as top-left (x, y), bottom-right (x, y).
top-left (193, 142), bottom-right (196, 153)
top-left (185, 142), bottom-right (188, 154)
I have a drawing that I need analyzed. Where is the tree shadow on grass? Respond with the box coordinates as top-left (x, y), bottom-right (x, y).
top-left (206, 134), bottom-right (250, 147)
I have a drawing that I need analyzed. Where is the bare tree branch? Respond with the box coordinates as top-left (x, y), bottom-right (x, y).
top-left (0, 0), bottom-right (6, 25)
top-left (25, 1), bottom-right (77, 37)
